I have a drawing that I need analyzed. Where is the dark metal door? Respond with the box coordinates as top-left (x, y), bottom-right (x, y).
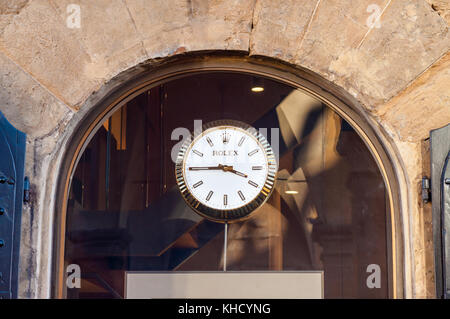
top-left (431, 123), bottom-right (450, 298)
top-left (442, 154), bottom-right (450, 298)
top-left (0, 112), bottom-right (26, 299)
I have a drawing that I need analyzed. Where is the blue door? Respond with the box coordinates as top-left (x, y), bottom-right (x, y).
top-left (0, 111), bottom-right (26, 299)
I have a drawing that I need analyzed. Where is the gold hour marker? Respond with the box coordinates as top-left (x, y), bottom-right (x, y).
top-left (252, 166), bottom-right (263, 170)
top-left (206, 136), bottom-right (214, 147)
top-left (224, 194), bottom-right (228, 206)
top-left (238, 190), bottom-right (245, 201)
top-left (248, 149), bottom-right (259, 156)
top-left (193, 150), bottom-right (203, 157)
top-left (248, 180), bottom-right (258, 188)
top-left (238, 136), bottom-right (245, 147)
top-left (193, 181), bottom-right (203, 188)
top-left (206, 191), bottom-right (213, 201)
top-left (222, 132), bottom-right (230, 144)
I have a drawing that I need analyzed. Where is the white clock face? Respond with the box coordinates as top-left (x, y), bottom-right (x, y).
top-left (176, 120), bottom-right (277, 222)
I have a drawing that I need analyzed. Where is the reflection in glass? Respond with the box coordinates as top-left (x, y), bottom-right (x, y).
top-left (65, 73), bottom-right (389, 298)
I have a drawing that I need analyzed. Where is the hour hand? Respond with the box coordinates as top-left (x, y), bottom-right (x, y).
top-left (219, 164), bottom-right (248, 178)
top-left (229, 169), bottom-right (247, 178)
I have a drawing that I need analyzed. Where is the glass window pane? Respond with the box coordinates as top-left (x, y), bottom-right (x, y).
top-left (65, 72), bottom-right (389, 299)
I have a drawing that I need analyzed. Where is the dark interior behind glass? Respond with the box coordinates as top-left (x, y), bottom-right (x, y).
top-left (65, 72), bottom-right (389, 298)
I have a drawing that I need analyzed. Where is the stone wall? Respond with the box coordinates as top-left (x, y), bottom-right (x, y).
top-left (0, 0), bottom-right (448, 298)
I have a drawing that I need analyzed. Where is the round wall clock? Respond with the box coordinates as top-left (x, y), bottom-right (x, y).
top-left (175, 120), bottom-right (278, 223)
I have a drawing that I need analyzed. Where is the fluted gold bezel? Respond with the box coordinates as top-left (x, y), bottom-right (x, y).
top-left (175, 119), bottom-right (278, 223)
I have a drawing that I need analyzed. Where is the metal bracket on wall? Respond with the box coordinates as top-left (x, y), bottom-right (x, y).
top-left (422, 177), bottom-right (431, 203)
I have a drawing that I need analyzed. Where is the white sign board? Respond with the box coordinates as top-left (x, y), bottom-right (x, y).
top-left (125, 271), bottom-right (323, 299)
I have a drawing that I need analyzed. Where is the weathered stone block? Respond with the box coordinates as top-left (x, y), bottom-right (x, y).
top-left (250, 0), bottom-right (319, 61)
top-left (50, 0), bottom-right (148, 82)
top-left (0, 0), bottom-right (98, 108)
top-left (329, 0), bottom-right (449, 107)
top-left (297, 0), bottom-right (389, 75)
top-left (0, 51), bottom-right (71, 138)
top-left (0, 0), bottom-right (29, 31)
top-left (376, 52), bottom-right (450, 142)
top-left (124, 0), bottom-right (255, 57)
top-left (425, 0), bottom-right (450, 25)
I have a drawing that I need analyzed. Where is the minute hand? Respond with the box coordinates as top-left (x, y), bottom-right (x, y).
top-left (188, 166), bottom-right (223, 171)
top-left (188, 165), bottom-right (248, 178)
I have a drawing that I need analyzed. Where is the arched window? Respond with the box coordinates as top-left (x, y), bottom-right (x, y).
top-left (56, 63), bottom-right (397, 299)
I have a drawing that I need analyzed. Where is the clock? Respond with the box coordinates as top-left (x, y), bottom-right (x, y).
top-left (175, 120), bottom-right (278, 223)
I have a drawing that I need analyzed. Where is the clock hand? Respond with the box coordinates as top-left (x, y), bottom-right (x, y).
top-left (188, 166), bottom-right (223, 171)
top-left (219, 164), bottom-right (248, 178)
top-left (229, 169), bottom-right (248, 178)
top-left (189, 164), bottom-right (248, 178)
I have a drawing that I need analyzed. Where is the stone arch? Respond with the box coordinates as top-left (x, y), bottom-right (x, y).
top-left (0, 0), bottom-right (447, 298)
top-left (51, 53), bottom-right (409, 299)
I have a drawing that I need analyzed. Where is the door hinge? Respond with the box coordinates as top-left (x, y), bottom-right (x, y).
top-left (422, 176), bottom-right (431, 203)
top-left (23, 176), bottom-right (30, 203)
